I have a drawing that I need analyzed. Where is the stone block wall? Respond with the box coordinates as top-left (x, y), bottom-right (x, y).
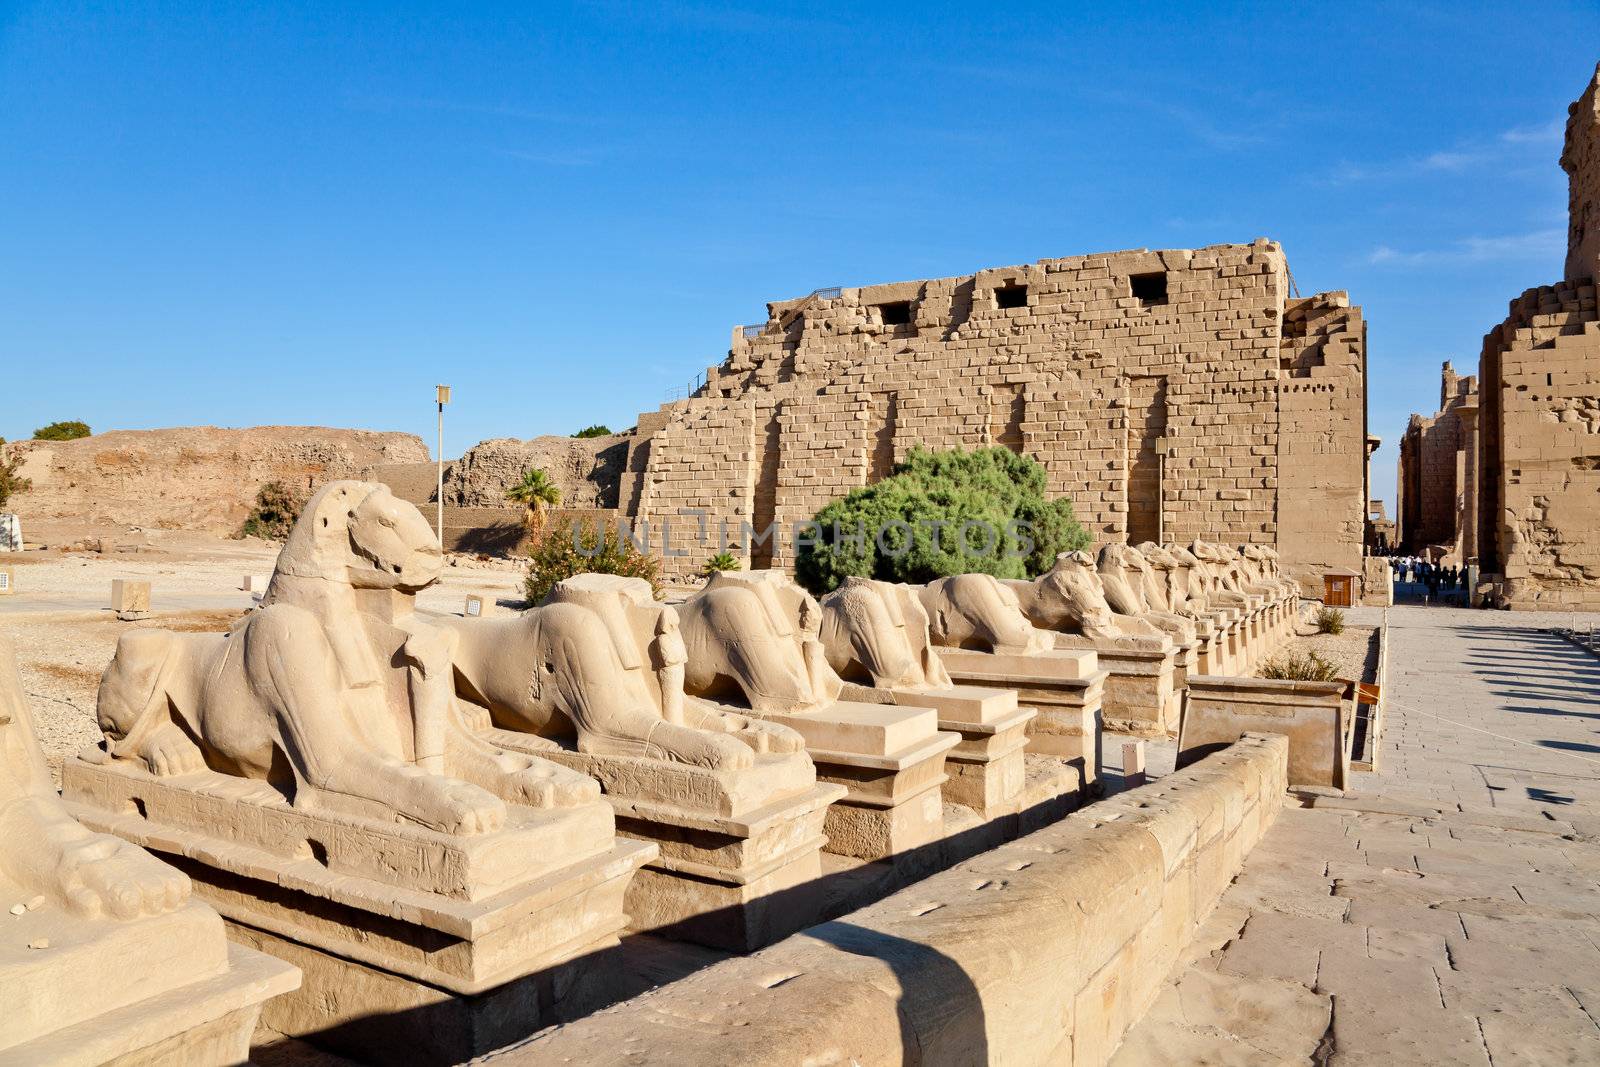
top-left (1479, 280), bottom-right (1600, 608)
top-left (1396, 363), bottom-right (1478, 558)
top-left (623, 241), bottom-right (1367, 586)
top-left (1565, 61), bottom-right (1600, 286)
top-left (498, 733), bottom-right (1290, 1067)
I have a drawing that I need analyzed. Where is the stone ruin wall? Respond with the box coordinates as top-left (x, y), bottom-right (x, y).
top-left (1471, 63), bottom-right (1600, 609)
top-left (2, 425), bottom-right (429, 536)
top-left (441, 433), bottom-right (630, 510)
top-left (1396, 364), bottom-right (1477, 556)
top-left (1479, 279), bottom-right (1600, 608)
top-left (1566, 61), bottom-right (1600, 286)
top-left (622, 241), bottom-right (1367, 589)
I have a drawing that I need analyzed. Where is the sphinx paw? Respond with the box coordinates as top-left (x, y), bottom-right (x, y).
top-left (411, 776), bottom-right (506, 835)
top-left (504, 760), bottom-right (600, 808)
top-left (61, 834), bottom-right (190, 920)
top-left (732, 718), bottom-right (805, 755)
top-left (142, 724), bottom-right (205, 777)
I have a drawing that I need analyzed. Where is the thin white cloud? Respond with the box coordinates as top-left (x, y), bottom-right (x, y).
top-left (1501, 119), bottom-right (1565, 144)
top-left (1324, 120), bottom-right (1565, 186)
top-left (1367, 228), bottom-right (1565, 266)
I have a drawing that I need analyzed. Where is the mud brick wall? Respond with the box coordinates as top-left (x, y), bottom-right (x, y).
top-left (623, 241), bottom-right (1367, 584)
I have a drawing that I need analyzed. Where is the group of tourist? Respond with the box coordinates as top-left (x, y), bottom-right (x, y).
top-left (1390, 555), bottom-right (1469, 597)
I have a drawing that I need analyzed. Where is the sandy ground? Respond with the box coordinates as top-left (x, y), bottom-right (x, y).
top-left (0, 530), bottom-right (527, 779)
top-left (1264, 610), bottom-right (1380, 683)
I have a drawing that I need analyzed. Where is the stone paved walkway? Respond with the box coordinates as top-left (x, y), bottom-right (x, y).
top-left (1114, 605), bottom-right (1600, 1066)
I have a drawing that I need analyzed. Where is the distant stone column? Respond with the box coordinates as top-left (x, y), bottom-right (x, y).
top-left (1458, 400), bottom-right (1480, 563)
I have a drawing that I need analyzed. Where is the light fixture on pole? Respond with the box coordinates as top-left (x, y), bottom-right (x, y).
top-left (435, 385), bottom-right (451, 548)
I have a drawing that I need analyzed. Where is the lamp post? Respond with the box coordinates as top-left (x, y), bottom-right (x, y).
top-left (436, 385), bottom-right (451, 548)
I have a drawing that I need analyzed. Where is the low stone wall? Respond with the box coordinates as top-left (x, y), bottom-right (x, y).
top-left (1178, 676), bottom-right (1352, 791)
top-left (489, 733), bottom-right (1289, 1066)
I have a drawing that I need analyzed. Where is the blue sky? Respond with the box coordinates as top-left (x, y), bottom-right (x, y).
top-left (3, 3), bottom-right (1597, 508)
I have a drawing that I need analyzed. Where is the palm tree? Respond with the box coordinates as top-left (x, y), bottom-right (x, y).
top-left (505, 468), bottom-right (561, 533)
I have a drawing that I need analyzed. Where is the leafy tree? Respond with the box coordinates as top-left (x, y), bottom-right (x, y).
top-left (0, 439), bottom-right (31, 510)
top-left (239, 481), bottom-right (305, 540)
top-left (702, 550), bottom-right (741, 576)
top-left (524, 516), bottom-right (661, 604)
top-left (32, 420), bottom-right (91, 441)
top-left (572, 424), bottom-right (613, 439)
top-left (794, 445), bottom-right (1090, 595)
top-left (505, 468), bottom-right (561, 531)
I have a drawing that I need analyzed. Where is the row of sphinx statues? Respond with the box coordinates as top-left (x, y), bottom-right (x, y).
top-left (0, 480), bottom-right (1301, 1063)
top-left (83, 483), bottom-right (1295, 830)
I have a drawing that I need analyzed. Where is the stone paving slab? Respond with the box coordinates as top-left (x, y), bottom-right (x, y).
top-left (1112, 606), bottom-right (1600, 1066)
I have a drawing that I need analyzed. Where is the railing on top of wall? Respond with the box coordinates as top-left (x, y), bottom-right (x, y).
top-left (664, 369), bottom-right (709, 404)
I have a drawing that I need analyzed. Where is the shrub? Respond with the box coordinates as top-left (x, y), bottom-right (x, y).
top-left (0, 439), bottom-right (31, 510)
top-left (239, 481), bottom-right (305, 540)
top-left (1259, 650), bottom-right (1341, 682)
top-left (1315, 607), bottom-right (1345, 635)
top-left (525, 516), bottom-right (661, 604)
top-left (702, 550), bottom-right (740, 576)
top-left (572, 424), bottom-right (613, 439)
top-left (32, 420), bottom-right (91, 441)
top-left (794, 445), bottom-right (1091, 595)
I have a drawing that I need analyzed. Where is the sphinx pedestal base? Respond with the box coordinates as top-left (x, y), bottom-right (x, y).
top-left (934, 647), bottom-right (1107, 794)
top-left (62, 760), bottom-right (653, 1067)
top-left (847, 683), bottom-right (1037, 820)
top-left (1051, 636), bottom-right (1178, 739)
top-left (234, 920), bottom-right (590, 1066)
top-left (0, 888), bottom-right (297, 1067)
top-left (481, 730), bottom-right (841, 953)
top-left (751, 699), bottom-right (959, 863)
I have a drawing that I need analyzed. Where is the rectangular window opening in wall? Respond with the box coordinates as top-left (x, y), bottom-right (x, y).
top-left (995, 284), bottom-right (1028, 309)
top-left (1129, 272), bottom-right (1168, 307)
top-left (875, 301), bottom-right (913, 326)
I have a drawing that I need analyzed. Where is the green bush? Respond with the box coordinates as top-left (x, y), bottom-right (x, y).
top-left (1259, 650), bottom-right (1341, 682)
top-left (794, 445), bottom-right (1091, 595)
top-left (239, 481), bottom-right (305, 540)
top-left (0, 439), bottom-right (31, 510)
top-left (702, 550), bottom-right (740, 576)
top-left (1315, 607), bottom-right (1345, 635)
top-left (572, 424), bottom-right (613, 439)
top-left (33, 420), bottom-right (91, 441)
top-left (525, 516), bottom-right (661, 604)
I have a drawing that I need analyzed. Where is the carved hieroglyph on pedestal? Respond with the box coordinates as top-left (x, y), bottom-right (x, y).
top-left (677, 570), bottom-right (959, 863)
top-left (447, 573), bottom-right (841, 952)
top-left (818, 576), bottom-right (1041, 821)
top-left (0, 630), bottom-right (298, 1065)
top-left (63, 482), bottom-right (654, 1065)
top-left (912, 571), bottom-right (1109, 778)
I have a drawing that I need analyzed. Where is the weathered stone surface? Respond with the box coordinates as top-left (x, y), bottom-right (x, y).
top-left (441, 433), bottom-right (630, 509)
top-left (1118, 606), bottom-right (1600, 1067)
top-left (487, 734), bottom-right (1291, 1066)
top-left (0, 630), bottom-right (298, 1064)
top-left (2, 426), bottom-right (428, 534)
top-left (619, 241), bottom-right (1366, 589)
top-left (62, 481), bottom-right (652, 1063)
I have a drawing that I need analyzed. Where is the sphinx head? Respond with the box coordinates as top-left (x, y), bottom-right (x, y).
top-left (343, 484), bottom-right (444, 591)
top-left (1166, 543), bottom-right (1202, 568)
top-left (1036, 551), bottom-right (1113, 621)
top-left (1136, 542), bottom-right (1178, 570)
